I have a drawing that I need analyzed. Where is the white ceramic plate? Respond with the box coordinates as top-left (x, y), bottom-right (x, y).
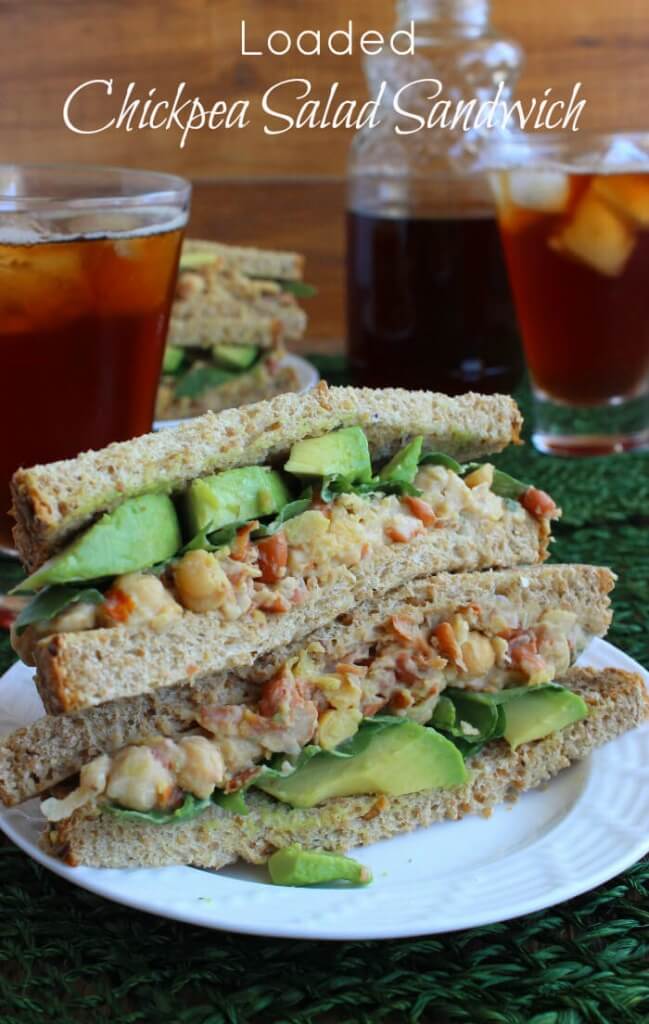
top-left (154, 353), bottom-right (320, 431)
top-left (1, 638), bottom-right (647, 940)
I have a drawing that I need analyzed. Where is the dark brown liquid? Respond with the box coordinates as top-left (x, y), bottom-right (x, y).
top-left (346, 211), bottom-right (522, 393)
top-left (0, 227), bottom-right (183, 548)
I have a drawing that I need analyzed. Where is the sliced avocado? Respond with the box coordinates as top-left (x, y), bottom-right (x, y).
top-left (162, 345), bottom-right (185, 374)
top-left (20, 494), bottom-right (181, 593)
top-left (268, 845), bottom-right (371, 887)
top-left (256, 720), bottom-right (467, 808)
top-left (185, 467), bottom-right (291, 536)
top-left (379, 436), bottom-right (423, 485)
top-left (502, 687), bottom-right (588, 750)
top-left (212, 343), bottom-right (259, 371)
top-left (284, 427), bottom-right (372, 483)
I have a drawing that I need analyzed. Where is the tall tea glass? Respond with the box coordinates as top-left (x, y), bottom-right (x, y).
top-left (488, 133), bottom-right (649, 455)
top-left (0, 164), bottom-right (190, 551)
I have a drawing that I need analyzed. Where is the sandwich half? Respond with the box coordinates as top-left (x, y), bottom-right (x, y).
top-left (156, 239), bottom-right (310, 420)
top-left (10, 385), bottom-right (557, 713)
top-left (39, 668), bottom-right (649, 869)
top-left (0, 564), bottom-right (613, 808)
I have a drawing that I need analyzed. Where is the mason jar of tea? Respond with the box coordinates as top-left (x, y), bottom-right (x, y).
top-left (346, 0), bottom-right (524, 393)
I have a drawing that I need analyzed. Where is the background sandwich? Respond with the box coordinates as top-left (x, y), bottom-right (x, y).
top-left (156, 238), bottom-right (313, 420)
top-left (9, 386), bottom-right (559, 712)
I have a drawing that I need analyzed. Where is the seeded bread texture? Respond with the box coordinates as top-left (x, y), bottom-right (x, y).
top-left (0, 564), bottom-right (613, 805)
top-left (41, 669), bottom-right (648, 869)
top-left (31, 505), bottom-right (548, 714)
top-left (11, 385), bottom-right (523, 571)
top-left (156, 358), bottom-right (302, 422)
top-left (182, 239), bottom-right (304, 281)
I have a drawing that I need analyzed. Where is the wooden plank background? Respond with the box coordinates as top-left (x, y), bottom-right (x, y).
top-left (2, 0), bottom-right (648, 346)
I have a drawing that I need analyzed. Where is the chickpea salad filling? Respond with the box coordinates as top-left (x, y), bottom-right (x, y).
top-left (41, 597), bottom-right (588, 823)
top-left (12, 428), bottom-right (558, 660)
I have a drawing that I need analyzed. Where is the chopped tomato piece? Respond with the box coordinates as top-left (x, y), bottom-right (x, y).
top-left (395, 650), bottom-right (420, 684)
top-left (257, 531), bottom-right (288, 583)
top-left (521, 487), bottom-right (558, 520)
top-left (231, 521), bottom-right (258, 561)
top-left (101, 588), bottom-right (135, 624)
top-left (258, 592), bottom-right (291, 614)
top-left (386, 516), bottom-right (423, 543)
top-left (432, 621), bottom-right (466, 669)
top-left (403, 495), bottom-right (437, 526)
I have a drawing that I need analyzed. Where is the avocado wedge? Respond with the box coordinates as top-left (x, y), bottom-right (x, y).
top-left (19, 493), bottom-right (181, 593)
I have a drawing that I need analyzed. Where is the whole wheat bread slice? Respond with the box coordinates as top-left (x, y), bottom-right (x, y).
top-left (31, 506), bottom-right (550, 714)
top-left (0, 565), bottom-right (613, 804)
top-left (11, 384), bottom-right (522, 571)
top-left (181, 239), bottom-right (304, 281)
top-left (41, 668), bottom-right (648, 869)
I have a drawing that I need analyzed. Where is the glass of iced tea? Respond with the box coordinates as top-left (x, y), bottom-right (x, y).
top-left (489, 133), bottom-right (649, 455)
top-left (0, 164), bottom-right (190, 551)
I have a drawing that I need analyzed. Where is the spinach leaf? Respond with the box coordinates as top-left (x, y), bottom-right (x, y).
top-left (320, 475), bottom-right (421, 503)
top-left (252, 498), bottom-right (312, 539)
top-left (103, 793), bottom-right (212, 825)
top-left (174, 365), bottom-right (235, 400)
top-left (14, 585), bottom-right (105, 636)
top-left (419, 452), bottom-right (464, 474)
top-left (432, 689), bottom-right (506, 758)
top-left (279, 280), bottom-right (318, 299)
top-left (182, 521), bottom-right (247, 553)
top-left (490, 469), bottom-right (529, 501)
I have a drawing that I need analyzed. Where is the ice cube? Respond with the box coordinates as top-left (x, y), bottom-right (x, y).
top-left (592, 173), bottom-right (649, 227)
top-left (508, 170), bottom-right (570, 213)
top-left (549, 188), bottom-right (635, 277)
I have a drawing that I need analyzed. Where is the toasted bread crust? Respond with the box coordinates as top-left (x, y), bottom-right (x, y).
top-left (41, 668), bottom-right (648, 869)
top-left (0, 565), bottom-right (613, 804)
top-left (31, 506), bottom-right (547, 714)
top-left (11, 385), bottom-right (523, 571)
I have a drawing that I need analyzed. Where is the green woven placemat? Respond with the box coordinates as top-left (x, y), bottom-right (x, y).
top-left (0, 364), bottom-right (648, 1024)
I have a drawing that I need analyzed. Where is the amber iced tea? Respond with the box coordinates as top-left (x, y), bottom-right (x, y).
top-left (495, 166), bottom-right (649, 452)
top-left (0, 224), bottom-right (184, 548)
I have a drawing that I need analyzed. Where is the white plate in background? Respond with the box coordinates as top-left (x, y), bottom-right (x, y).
top-left (0, 637), bottom-right (647, 940)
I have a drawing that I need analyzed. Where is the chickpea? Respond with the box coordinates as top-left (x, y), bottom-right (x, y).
top-left (79, 754), bottom-right (111, 795)
top-left (105, 745), bottom-right (175, 812)
top-left (317, 708), bottom-right (362, 750)
top-left (99, 572), bottom-right (182, 630)
top-left (177, 736), bottom-right (225, 798)
top-left (51, 601), bottom-right (99, 633)
top-left (461, 631), bottom-right (496, 677)
top-left (176, 271), bottom-right (206, 300)
top-left (173, 549), bottom-right (233, 613)
top-left (464, 464), bottom-right (495, 489)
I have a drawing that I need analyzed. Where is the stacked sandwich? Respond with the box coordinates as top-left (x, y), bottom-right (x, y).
top-left (156, 238), bottom-right (312, 420)
top-left (2, 384), bottom-right (646, 871)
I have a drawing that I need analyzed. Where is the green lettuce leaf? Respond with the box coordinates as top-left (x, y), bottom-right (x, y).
top-left (419, 452), bottom-right (464, 474)
top-left (319, 475), bottom-right (421, 503)
top-left (279, 280), bottom-right (318, 299)
top-left (490, 469), bottom-right (529, 501)
top-left (252, 498), bottom-right (313, 539)
top-left (14, 585), bottom-right (105, 636)
top-left (103, 793), bottom-right (212, 825)
top-left (174, 366), bottom-right (235, 400)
